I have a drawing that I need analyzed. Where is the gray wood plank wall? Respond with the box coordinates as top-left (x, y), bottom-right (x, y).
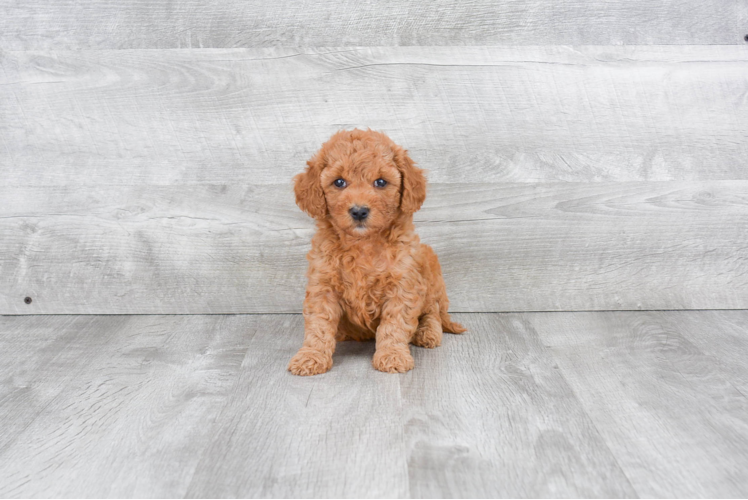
top-left (2, 182), bottom-right (747, 313)
top-left (3, 47), bottom-right (747, 186)
top-left (0, 0), bottom-right (742, 49)
top-left (2, 6), bottom-right (747, 314)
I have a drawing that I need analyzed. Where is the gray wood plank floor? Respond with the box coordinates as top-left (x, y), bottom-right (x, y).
top-left (1, 311), bottom-right (747, 498)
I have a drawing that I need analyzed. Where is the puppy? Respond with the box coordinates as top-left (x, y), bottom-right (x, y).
top-left (288, 129), bottom-right (465, 375)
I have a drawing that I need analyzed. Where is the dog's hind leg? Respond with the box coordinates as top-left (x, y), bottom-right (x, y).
top-left (423, 244), bottom-right (467, 334)
top-left (439, 301), bottom-right (466, 334)
top-left (411, 303), bottom-right (443, 348)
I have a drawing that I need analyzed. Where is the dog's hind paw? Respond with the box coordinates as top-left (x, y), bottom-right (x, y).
top-left (411, 328), bottom-right (442, 348)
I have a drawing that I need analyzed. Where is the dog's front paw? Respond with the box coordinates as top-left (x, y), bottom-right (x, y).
top-left (288, 347), bottom-right (333, 376)
top-left (372, 345), bottom-right (414, 373)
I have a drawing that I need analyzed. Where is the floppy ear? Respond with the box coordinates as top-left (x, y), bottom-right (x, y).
top-left (393, 146), bottom-right (426, 214)
top-left (294, 151), bottom-right (327, 219)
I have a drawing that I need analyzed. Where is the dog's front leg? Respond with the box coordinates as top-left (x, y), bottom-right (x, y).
top-left (288, 290), bottom-right (342, 376)
top-left (372, 297), bottom-right (418, 373)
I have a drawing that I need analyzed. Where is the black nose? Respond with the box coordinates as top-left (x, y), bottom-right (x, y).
top-left (349, 205), bottom-right (370, 221)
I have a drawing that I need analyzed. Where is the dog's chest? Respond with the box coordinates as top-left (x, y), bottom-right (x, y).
top-left (337, 252), bottom-right (393, 329)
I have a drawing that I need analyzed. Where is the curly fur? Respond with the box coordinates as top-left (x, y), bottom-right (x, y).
top-left (288, 129), bottom-right (466, 376)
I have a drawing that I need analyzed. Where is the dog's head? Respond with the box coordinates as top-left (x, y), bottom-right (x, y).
top-left (294, 129), bottom-right (426, 236)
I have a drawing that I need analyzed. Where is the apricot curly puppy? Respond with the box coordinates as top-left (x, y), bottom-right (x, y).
top-left (288, 129), bottom-right (466, 376)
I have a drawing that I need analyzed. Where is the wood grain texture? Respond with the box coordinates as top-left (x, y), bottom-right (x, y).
top-left (740, 3), bottom-right (748, 45)
top-left (423, 181), bottom-right (748, 312)
top-left (0, 314), bottom-right (255, 498)
top-left (664, 310), bottom-right (748, 394)
top-left (2, 46), bottom-right (748, 186)
top-left (2, 181), bottom-right (746, 314)
top-left (0, 0), bottom-right (739, 50)
top-left (3, 312), bottom-right (747, 497)
top-left (0, 184), bottom-right (308, 314)
top-left (185, 315), bottom-right (409, 498)
top-left (532, 311), bottom-right (748, 497)
top-left (401, 313), bottom-right (636, 497)
top-left (0, 316), bottom-right (126, 452)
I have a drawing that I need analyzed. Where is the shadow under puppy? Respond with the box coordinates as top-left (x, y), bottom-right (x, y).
top-left (289, 129), bottom-right (466, 375)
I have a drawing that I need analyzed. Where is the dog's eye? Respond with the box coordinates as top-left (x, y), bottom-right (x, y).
top-left (374, 178), bottom-right (387, 188)
top-left (333, 178), bottom-right (347, 188)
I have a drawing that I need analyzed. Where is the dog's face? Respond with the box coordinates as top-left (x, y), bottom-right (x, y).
top-left (294, 129), bottom-right (426, 236)
top-left (319, 150), bottom-right (402, 235)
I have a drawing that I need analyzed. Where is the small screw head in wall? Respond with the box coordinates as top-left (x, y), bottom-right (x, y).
top-left (24, 296), bottom-right (32, 304)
